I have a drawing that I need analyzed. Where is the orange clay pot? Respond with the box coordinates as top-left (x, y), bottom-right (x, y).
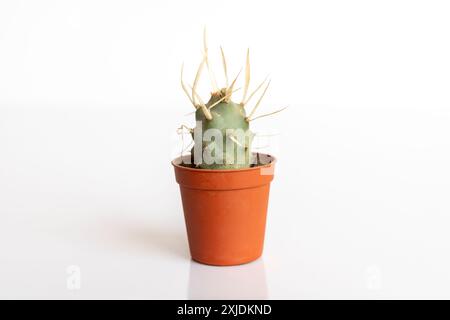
top-left (172, 154), bottom-right (276, 266)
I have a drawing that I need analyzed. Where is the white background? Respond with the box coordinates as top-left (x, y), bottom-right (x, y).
top-left (1, 0), bottom-right (450, 299)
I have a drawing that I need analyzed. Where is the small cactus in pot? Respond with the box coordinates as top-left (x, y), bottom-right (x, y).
top-left (172, 29), bottom-right (283, 266)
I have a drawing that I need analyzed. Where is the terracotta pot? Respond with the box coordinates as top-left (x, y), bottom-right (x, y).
top-left (172, 153), bottom-right (276, 266)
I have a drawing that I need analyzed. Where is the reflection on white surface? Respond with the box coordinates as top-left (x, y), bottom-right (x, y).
top-left (188, 259), bottom-right (268, 300)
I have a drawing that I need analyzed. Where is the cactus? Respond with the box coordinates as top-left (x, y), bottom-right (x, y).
top-left (180, 30), bottom-right (285, 170)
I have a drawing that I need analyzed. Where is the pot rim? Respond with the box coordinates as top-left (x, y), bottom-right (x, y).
top-left (171, 153), bottom-right (276, 173)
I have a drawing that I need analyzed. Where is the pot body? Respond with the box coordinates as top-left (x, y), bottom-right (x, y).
top-left (172, 154), bottom-right (275, 266)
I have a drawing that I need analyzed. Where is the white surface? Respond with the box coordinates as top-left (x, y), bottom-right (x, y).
top-left (2, 105), bottom-right (450, 299)
top-left (2, 1), bottom-right (450, 299)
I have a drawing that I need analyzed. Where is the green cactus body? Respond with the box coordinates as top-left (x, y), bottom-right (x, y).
top-left (192, 90), bottom-right (254, 169)
top-left (181, 31), bottom-right (284, 170)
